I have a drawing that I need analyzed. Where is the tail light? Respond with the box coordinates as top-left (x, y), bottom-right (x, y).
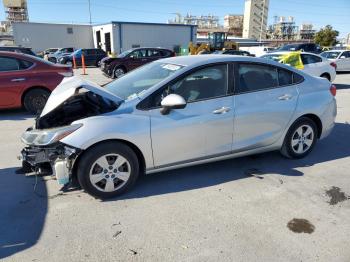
top-left (330, 62), bottom-right (337, 70)
top-left (330, 84), bottom-right (336, 96)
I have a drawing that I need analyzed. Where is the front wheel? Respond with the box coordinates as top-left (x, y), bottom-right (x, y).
top-left (280, 117), bottom-right (318, 159)
top-left (77, 142), bottom-right (140, 199)
top-left (113, 66), bottom-right (126, 78)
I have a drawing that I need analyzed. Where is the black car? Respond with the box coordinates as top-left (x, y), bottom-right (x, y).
top-left (100, 47), bottom-right (175, 78)
top-left (58, 48), bottom-right (107, 67)
top-left (276, 43), bottom-right (322, 54)
top-left (0, 46), bottom-right (36, 56)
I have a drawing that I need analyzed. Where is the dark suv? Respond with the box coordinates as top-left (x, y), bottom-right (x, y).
top-left (58, 48), bottom-right (107, 67)
top-left (0, 46), bottom-right (36, 56)
top-left (101, 47), bottom-right (175, 78)
top-left (276, 43), bottom-right (322, 54)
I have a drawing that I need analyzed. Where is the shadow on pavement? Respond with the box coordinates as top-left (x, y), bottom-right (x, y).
top-left (0, 167), bottom-right (47, 259)
top-left (113, 122), bottom-right (350, 201)
top-left (0, 109), bottom-right (34, 121)
top-left (335, 84), bottom-right (350, 90)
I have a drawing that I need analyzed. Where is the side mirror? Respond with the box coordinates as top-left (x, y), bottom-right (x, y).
top-left (160, 94), bottom-right (186, 115)
top-left (340, 56), bottom-right (346, 59)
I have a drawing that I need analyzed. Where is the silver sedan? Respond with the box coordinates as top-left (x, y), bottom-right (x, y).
top-left (21, 55), bottom-right (337, 199)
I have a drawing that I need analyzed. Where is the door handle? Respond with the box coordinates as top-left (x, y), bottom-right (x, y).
top-left (11, 78), bottom-right (26, 82)
top-left (213, 107), bottom-right (231, 114)
top-left (278, 94), bottom-right (292, 100)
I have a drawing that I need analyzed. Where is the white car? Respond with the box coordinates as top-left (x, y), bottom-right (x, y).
top-left (320, 50), bottom-right (350, 72)
top-left (261, 52), bottom-right (337, 82)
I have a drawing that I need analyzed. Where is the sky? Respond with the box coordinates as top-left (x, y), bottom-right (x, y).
top-left (0, 0), bottom-right (349, 38)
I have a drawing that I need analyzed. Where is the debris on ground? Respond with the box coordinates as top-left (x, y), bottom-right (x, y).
top-left (113, 230), bottom-right (122, 239)
top-left (244, 168), bottom-right (264, 179)
top-left (128, 249), bottom-right (138, 255)
top-left (287, 218), bottom-right (315, 233)
top-left (325, 186), bottom-right (349, 205)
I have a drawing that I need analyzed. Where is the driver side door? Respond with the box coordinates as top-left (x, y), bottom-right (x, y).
top-left (147, 63), bottom-right (234, 168)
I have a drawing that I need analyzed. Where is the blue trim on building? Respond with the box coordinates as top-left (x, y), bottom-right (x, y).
top-left (190, 26), bottom-right (193, 42)
top-left (93, 21), bottom-right (197, 29)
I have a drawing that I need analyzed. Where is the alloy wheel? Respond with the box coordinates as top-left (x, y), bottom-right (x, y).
top-left (291, 125), bottom-right (314, 154)
top-left (89, 154), bottom-right (131, 192)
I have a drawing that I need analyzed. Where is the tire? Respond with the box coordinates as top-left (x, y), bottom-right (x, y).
top-left (320, 73), bottom-right (331, 81)
top-left (113, 66), bottom-right (126, 78)
top-left (65, 60), bottom-right (73, 66)
top-left (23, 89), bottom-right (50, 114)
top-left (77, 142), bottom-right (140, 199)
top-left (280, 117), bottom-right (318, 159)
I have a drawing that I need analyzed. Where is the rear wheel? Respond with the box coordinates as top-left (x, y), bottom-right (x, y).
top-left (281, 117), bottom-right (318, 159)
top-left (113, 66), bottom-right (126, 78)
top-left (77, 142), bottom-right (139, 199)
top-left (23, 89), bottom-right (50, 114)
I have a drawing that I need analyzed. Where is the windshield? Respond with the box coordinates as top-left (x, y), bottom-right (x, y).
top-left (278, 44), bottom-right (299, 51)
top-left (117, 49), bottom-right (133, 58)
top-left (320, 51), bottom-right (341, 59)
top-left (105, 62), bottom-right (184, 100)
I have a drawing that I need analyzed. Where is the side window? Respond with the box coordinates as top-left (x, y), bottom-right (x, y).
top-left (161, 50), bottom-right (172, 57)
top-left (19, 59), bottom-right (33, 69)
top-left (301, 54), bottom-right (322, 64)
top-left (130, 50), bottom-right (147, 58)
top-left (278, 69), bottom-right (293, 86)
top-left (148, 49), bottom-right (161, 57)
top-left (293, 73), bottom-right (304, 84)
top-left (236, 63), bottom-right (278, 93)
top-left (0, 57), bottom-right (20, 71)
top-left (67, 48), bottom-right (74, 53)
top-left (151, 64), bottom-right (228, 106)
top-left (343, 51), bottom-right (350, 58)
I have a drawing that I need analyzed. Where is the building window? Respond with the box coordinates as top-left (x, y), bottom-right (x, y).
top-left (67, 27), bottom-right (73, 34)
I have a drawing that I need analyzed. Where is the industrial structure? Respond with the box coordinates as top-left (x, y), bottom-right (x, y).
top-left (2, 0), bottom-right (29, 23)
top-left (242, 0), bottom-right (269, 40)
top-left (298, 23), bottom-right (316, 40)
top-left (224, 15), bottom-right (243, 37)
top-left (168, 13), bottom-right (219, 29)
top-left (267, 16), bottom-right (298, 40)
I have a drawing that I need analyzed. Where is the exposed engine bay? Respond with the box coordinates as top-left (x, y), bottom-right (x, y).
top-left (36, 91), bottom-right (118, 129)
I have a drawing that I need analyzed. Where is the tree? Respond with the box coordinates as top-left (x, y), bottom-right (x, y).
top-left (314, 25), bottom-right (339, 47)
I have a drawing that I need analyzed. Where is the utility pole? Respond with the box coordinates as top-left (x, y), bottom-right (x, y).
top-left (88, 0), bottom-right (92, 24)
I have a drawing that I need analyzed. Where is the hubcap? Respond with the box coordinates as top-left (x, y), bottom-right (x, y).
top-left (89, 154), bottom-right (131, 193)
top-left (114, 68), bottom-right (125, 78)
top-left (291, 125), bottom-right (314, 154)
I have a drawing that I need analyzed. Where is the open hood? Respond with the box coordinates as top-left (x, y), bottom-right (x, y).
top-left (40, 76), bottom-right (122, 117)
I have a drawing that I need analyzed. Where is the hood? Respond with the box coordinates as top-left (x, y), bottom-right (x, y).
top-left (40, 76), bottom-right (123, 117)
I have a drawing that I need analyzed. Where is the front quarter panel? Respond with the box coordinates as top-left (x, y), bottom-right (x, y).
top-left (60, 111), bottom-right (153, 169)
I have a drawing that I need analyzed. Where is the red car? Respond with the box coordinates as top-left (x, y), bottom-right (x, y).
top-left (0, 51), bottom-right (73, 113)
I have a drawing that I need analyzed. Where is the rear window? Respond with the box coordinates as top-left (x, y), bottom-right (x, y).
top-left (19, 59), bottom-right (34, 69)
top-left (236, 63), bottom-right (278, 93)
top-left (301, 54), bottom-right (322, 64)
top-left (0, 57), bottom-right (20, 71)
top-left (293, 73), bottom-right (304, 84)
top-left (278, 69), bottom-right (293, 86)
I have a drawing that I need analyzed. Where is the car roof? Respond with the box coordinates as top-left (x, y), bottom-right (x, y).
top-left (0, 51), bottom-right (40, 60)
top-left (157, 54), bottom-right (302, 70)
top-left (266, 51), bottom-right (321, 56)
top-left (0, 46), bottom-right (32, 50)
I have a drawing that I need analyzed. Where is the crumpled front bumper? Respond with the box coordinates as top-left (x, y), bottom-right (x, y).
top-left (20, 143), bottom-right (80, 185)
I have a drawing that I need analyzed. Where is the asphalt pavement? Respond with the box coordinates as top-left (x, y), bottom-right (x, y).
top-left (0, 69), bottom-right (349, 262)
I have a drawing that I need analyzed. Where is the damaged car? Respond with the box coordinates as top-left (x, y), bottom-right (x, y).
top-left (20, 55), bottom-right (336, 199)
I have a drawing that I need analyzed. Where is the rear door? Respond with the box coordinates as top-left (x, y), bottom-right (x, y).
top-left (232, 62), bottom-right (299, 151)
top-left (0, 56), bottom-right (31, 108)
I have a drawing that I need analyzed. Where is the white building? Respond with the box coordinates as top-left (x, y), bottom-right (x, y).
top-left (92, 21), bottom-right (197, 54)
top-left (12, 22), bottom-right (93, 52)
top-left (243, 0), bottom-right (269, 40)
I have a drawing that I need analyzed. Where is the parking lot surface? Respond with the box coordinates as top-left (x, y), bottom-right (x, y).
top-left (1, 70), bottom-right (350, 262)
